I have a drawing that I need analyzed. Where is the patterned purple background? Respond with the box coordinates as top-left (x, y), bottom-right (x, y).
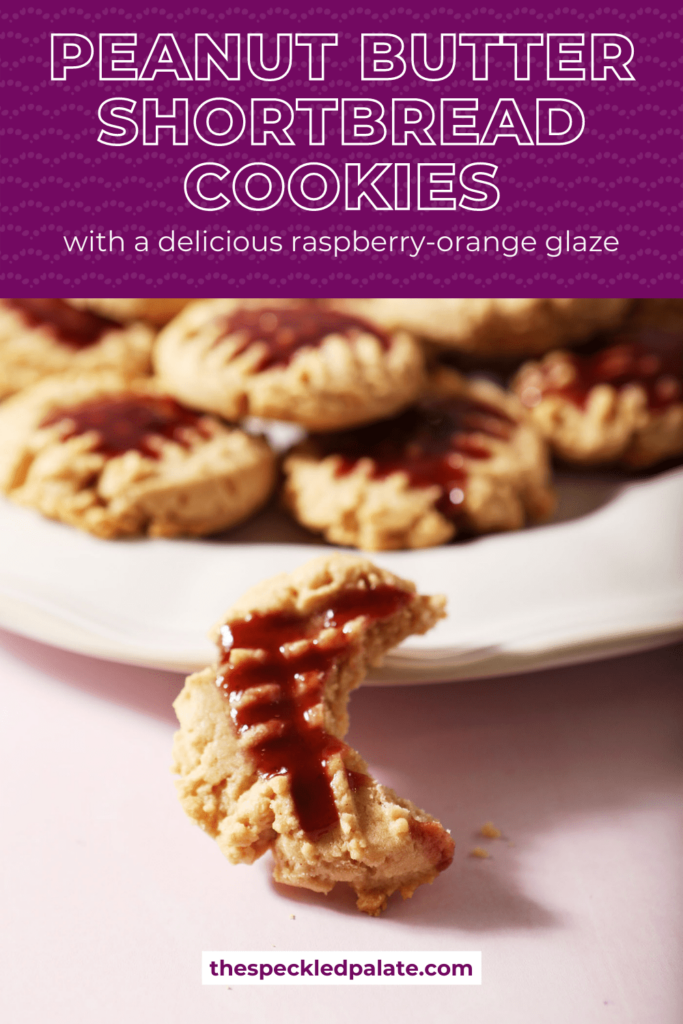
top-left (1, 1), bottom-right (681, 297)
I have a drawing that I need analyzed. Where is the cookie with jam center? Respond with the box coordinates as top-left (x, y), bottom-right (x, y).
top-left (0, 299), bottom-right (154, 400)
top-left (154, 298), bottom-right (426, 431)
top-left (0, 370), bottom-right (276, 539)
top-left (512, 332), bottom-right (683, 467)
top-left (173, 554), bottom-right (452, 916)
top-left (282, 367), bottom-right (554, 550)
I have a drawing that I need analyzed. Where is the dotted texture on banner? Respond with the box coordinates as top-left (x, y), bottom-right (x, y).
top-left (1, 2), bottom-right (681, 296)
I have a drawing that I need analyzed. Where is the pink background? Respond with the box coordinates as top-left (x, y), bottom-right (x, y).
top-left (2, 629), bottom-right (681, 1023)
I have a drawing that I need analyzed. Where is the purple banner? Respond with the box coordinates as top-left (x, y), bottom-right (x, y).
top-left (1, 1), bottom-right (681, 296)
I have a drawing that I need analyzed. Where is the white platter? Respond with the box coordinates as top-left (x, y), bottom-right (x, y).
top-left (0, 465), bottom-right (681, 683)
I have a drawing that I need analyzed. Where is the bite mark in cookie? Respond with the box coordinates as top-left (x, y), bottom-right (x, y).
top-left (173, 555), bottom-right (453, 915)
top-left (513, 333), bottom-right (683, 467)
top-left (217, 582), bottom-right (413, 840)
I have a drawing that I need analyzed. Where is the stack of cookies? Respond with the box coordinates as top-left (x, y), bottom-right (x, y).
top-left (0, 295), bottom-right (680, 545)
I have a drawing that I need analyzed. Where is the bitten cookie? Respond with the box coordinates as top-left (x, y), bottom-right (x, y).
top-left (282, 368), bottom-right (555, 550)
top-left (173, 554), bottom-right (453, 916)
top-left (330, 298), bottom-right (631, 355)
top-left (154, 299), bottom-right (426, 431)
top-left (66, 298), bottom-right (190, 325)
top-left (0, 298), bottom-right (154, 399)
top-left (0, 371), bottom-right (276, 539)
top-left (512, 334), bottom-right (683, 467)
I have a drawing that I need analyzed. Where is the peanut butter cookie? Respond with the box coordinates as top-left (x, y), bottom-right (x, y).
top-left (0, 298), bottom-right (153, 399)
top-left (0, 370), bottom-right (276, 538)
top-left (173, 555), bottom-right (452, 915)
top-left (283, 368), bottom-right (554, 550)
top-left (512, 334), bottom-right (683, 467)
top-left (154, 299), bottom-right (426, 431)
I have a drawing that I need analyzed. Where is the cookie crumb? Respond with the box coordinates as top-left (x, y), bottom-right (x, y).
top-left (290, 914), bottom-right (296, 920)
top-left (470, 847), bottom-right (490, 859)
top-left (480, 821), bottom-right (502, 840)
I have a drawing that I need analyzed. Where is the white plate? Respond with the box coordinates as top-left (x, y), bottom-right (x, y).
top-left (0, 465), bottom-right (681, 683)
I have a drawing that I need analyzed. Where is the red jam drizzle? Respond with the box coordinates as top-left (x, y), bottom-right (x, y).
top-left (539, 334), bottom-right (682, 411)
top-left (215, 305), bottom-right (391, 371)
top-left (217, 585), bottom-right (412, 839)
top-left (40, 394), bottom-right (210, 460)
top-left (317, 395), bottom-right (515, 522)
top-left (7, 299), bottom-right (121, 348)
top-left (409, 819), bottom-right (455, 872)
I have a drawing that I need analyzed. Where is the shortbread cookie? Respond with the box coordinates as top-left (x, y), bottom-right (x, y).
top-left (512, 334), bottom-right (683, 467)
top-left (0, 371), bottom-right (276, 538)
top-left (330, 298), bottom-right (631, 355)
top-left (282, 368), bottom-right (554, 550)
top-left (0, 299), bottom-right (154, 400)
top-left (154, 299), bottom-right (426, 431)
top-left (66, 298), bottom-right (190, 325)
top-left (173, 555), bottom-right (452, 916)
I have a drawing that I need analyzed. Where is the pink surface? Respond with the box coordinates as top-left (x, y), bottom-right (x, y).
top-left (1, 629), bottom-right (681, 1023)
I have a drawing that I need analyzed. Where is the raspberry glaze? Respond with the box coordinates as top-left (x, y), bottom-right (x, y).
top-left (316, 393), bottom-right (516, 522)
top-left (215, 305), bottom-right (391, 372)
top-left (217, 585), bottom-right (411, 840)
top-left (40, 394), bottom-right (210, 460)
top-left (524, 334), bottom-right (683, 412)
top-left (7, 299), bottom-right (121, 348)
